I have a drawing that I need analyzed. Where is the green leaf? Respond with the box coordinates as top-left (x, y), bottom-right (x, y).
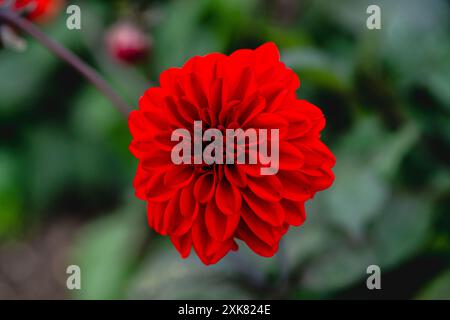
top-left (301, 243), bottom-right (377, 292)
top-left (378, 0), bottom-right (449, 84)
top-left (372, 123), bottom-right (420, 179)
top-left (371, 193), bottom-right (433, 268)
top-left (425, 64), bottom-right (450, 110)
top-left (70, 86), bottom-right (132, 189)
top-left (320, 136), bottom-right (388, 235)
top-left (298, 192), bottom-right (433, 292)
top-left (0, 151), bottom-right (22, 237)
top-left (127, 244), bottom-right (253, 299)
top-left (282, 47), bottom-right (351, 92)
top-left (70, 86), bottom-right (123, 142)
top-left (417, 269), bottom-right (450, 300)
top-left (26, 127), bottom-right (76, 211)
top-left (153, 0), bottom-right (223, 74)
top-left (322, 161), bottom-right (388, 236)
top-left (0, 15), bottom-right (82, 114)
top-left (284, 206), bottom-right (336, 269)
top-left (330, 118), bottom-right (382, 171)
top-left (0, 42), bottom-right (54, 114)
top-left (320, 117), bottom-right (419, 235)
top-left (72, 201), bottom-right (145, 299)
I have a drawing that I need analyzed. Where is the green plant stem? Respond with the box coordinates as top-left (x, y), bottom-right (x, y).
top-left (0, 9), bottom-right (131, 118)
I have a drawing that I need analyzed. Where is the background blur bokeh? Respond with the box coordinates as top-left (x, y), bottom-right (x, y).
top-left (0, 0), bottom-right (449, 299)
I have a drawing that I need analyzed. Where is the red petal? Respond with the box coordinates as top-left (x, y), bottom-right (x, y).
top-left (265, 89), bottom-right (288, 113)
top-left (232, 94), bottom-right (265, 126)
top-left (163, 191), bottom-right (193, 236)
top-left (139, 87), bottom-right (167, 111)
top-left (215, 178), bottom-right (242, 215)
top-left (246, 175), bottom-right (282, 202)
top-left (133, 164), bottom-right (152, 200)
top-left (209, 77), bottom-right (223, 116)
top-left (236, 221), bottom-right (279, 257)
top-left (205, 197), bottom-right (240, 241)
top-left (170, 232), bottom-right (192, 258)
top-left (224, 165), bottom-right (247, 188)
top-left (277, 171), bottom-right (311, 201)
top-left (240, 163), bottom-right (262, 177)
top-left (229, 67), bottom-right (255, 102)
top-left (281, 199), bottom-right (306, 226)
top-left (164, 96), bottom-right (191, 127)
top-left (240, 204), bottom-right (278, 245)
top-left (193, 173), bottom-right (216, 203)
top-left (146, 171), bottom-right (177, 201)
top-left (159, 68), bottom-right (185, 96)
top-left (164, 165), bottom-right (194, 188)
top-left (255, 42), bottom-right (280, 66)
top-left (178, 97), bottom-right (201, 122)
top-left (187, 73), bottom-right (209, 109)
top-left (207, 239), bottom-right (238, 264)
top-left (147, 201), bottom-right (168, 235)
top-left (139, 147), bottom-right (172, 170)
top-left (279, 141), bottom-right (304, 170)
top-left (242, 190), bottom-right (285, 226)
top-left (180, 182), bottom-right (199, 220)
top-left (245, 113), bottom-right (288, 134)
top-left (191, 210), bottom-right (235, 265)
top-left (298, 100), bottom-right (325, 134)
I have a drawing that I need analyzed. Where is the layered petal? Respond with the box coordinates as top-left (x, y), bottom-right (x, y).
top-left (129, 42), bottom-right (335, 265)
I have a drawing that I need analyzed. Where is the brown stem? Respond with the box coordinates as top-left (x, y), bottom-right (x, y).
top-left (0, 9), bottom-right (131, 118)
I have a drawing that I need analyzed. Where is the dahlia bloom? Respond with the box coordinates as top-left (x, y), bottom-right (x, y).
top-left (129, 42), bottom-right (335, 265)
top-left (0, 0), bottom-right (63, 22)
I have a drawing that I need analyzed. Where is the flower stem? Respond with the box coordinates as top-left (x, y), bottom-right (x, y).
top-left (0, 9), bottom-right (131, 118)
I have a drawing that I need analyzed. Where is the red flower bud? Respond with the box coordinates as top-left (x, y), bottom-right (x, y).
top-left (105, 22), bottom-right (151, 65)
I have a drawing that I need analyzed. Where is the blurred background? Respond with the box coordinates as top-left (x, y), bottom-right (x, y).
top-left (0, 0), bottom-right (449, 299)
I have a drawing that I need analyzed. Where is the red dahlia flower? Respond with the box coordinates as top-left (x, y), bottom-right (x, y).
top-left (0, 0), bottom-right (63, 22)
top-left (129, 42), bottom-right (335, 265)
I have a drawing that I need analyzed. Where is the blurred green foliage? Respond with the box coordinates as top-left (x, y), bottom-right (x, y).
top-left (0, 0), bottom-right (449, 299)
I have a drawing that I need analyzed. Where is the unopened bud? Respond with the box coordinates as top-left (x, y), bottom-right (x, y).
top-left (105, 21), bottom-right (151, 65)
